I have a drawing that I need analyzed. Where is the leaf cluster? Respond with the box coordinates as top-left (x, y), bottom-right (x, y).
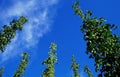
top-left (84, 65), bottom-right (93, 77)
top-left (0, 67), bottom-right (4, 77)
top-left (0, 16), bottom-right (28, 52)
top-left (13, 52), bottom-right (29, 77)
top-left (42, 43), bottom-right (57, 77)
top-left (73, 1), bottom-right (120, 77)
top-left (71, 55), bottom-right (80, 77)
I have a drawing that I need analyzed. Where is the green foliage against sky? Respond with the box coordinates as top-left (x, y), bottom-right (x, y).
top-left (0, 67), bottom-right (4, 77)
top-left (42, 43), bottom-right (57, 77)
top-left (73, 1), bottom-right (120, 77)
top-left (0, 16), bottom-right (28, 52)
top-left (0, 16), bottom-right (28, 77)
top-left (71, 55), bottom-right (80, 77)
top-left (1, 1), bottom-right (120, 77)
top-left (84, 65), bottom-right (93, 77)
top-left (13, 52), bottom-right (29, 77)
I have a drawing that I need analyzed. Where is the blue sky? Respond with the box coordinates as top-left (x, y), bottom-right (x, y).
top-left (0, 0), bottom-right (120, 77)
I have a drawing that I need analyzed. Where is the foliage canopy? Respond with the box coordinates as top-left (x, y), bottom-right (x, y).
top-left (72, 1), bottom-right (120, 77)
top-left (71, 55), bottom-right (80, 77)
top-left (0, 16), bottom-right (28, 52)
top-left (42, 43), bottom-right (57, 77)
top-left (0, 67), bottom-right (4, 77)
top-left (84, 65), bottom-right (93, 77)
top-left (13, 52), bottom-right (29, 77)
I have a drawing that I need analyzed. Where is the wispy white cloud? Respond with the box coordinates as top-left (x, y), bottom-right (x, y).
top-left (0, 0), bottom-right (58, 63)
top-left (7, 0), bottom-right (36, 16)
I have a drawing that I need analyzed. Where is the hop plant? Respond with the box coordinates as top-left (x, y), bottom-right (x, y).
top-left (71, 55), bottom-right (80, 77)
top-left (84, 65), bottom-right (94, 77)
top-left (13, 52), bottom-right (29, 77)
top-left (0, 67), bottom-right (4, 77)
top-left (42, 42), bottom-right (58, 77)
top-left (0, 16), bottom-right (28, 52)
top-left (73, 1), bottom-right (120, 77)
